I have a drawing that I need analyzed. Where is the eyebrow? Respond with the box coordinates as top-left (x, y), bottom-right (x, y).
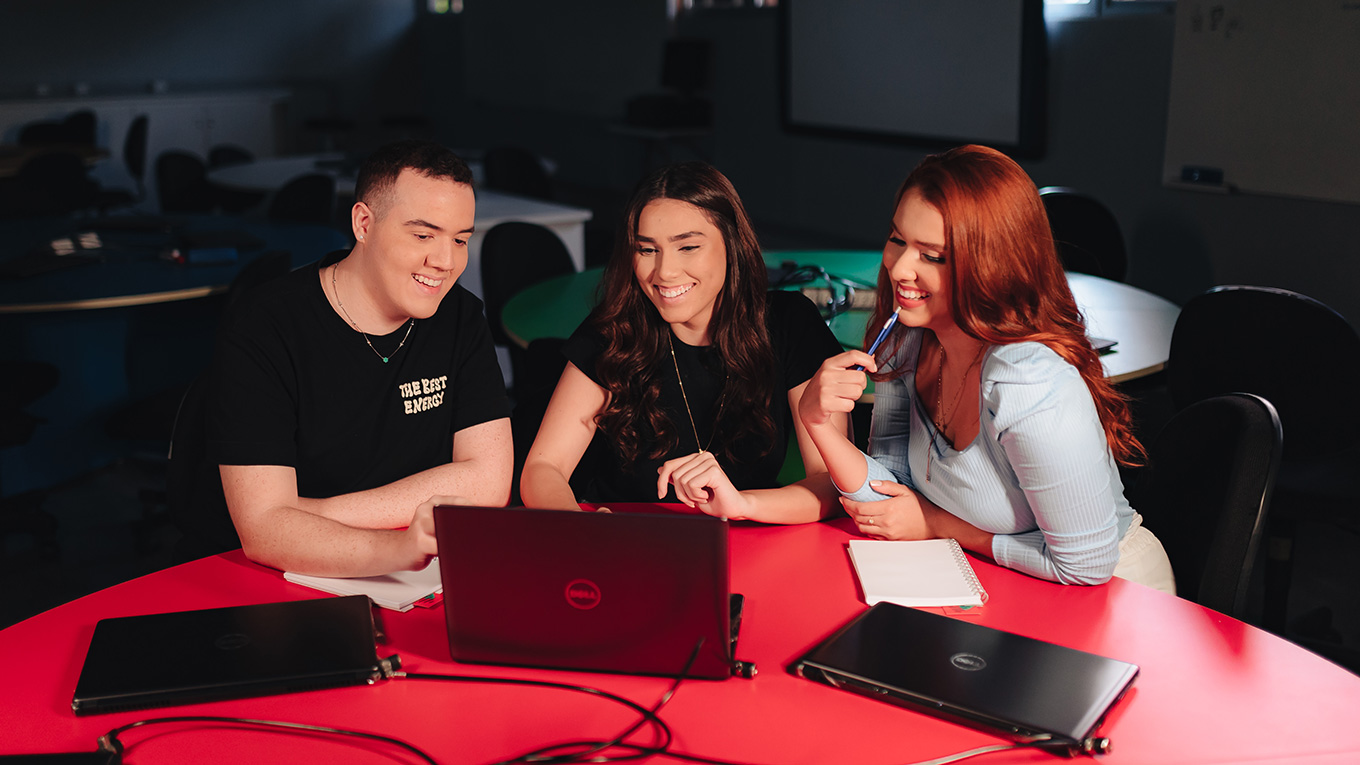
top-left (891, 226), bottom-right (944, 251)
top-left (637, 231), bottom-right (706, 243)
top-left (404, 218), bottom-right (475, 235)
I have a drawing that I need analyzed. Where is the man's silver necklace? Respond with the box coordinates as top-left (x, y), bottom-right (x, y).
top-left (331, 263), bottom-right (414, 364)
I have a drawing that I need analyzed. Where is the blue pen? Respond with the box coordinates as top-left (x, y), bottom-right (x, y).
top-left (852, 308), bottom-right (901, 371)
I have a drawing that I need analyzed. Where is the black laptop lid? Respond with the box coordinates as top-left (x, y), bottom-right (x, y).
top-left (434, 506), bottom-right (733, 679)
top-left (72, 595), bottom-right (382, 715)
top-left (792, 602), bottom-right (1138, 750)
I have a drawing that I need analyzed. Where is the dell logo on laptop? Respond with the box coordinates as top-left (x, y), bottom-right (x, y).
top-left (950, 652), bottom-right (987, 671)
top-left (214, 633), bottom-right (252, 651)
top-left (565, 579), bottom-right (602, 609)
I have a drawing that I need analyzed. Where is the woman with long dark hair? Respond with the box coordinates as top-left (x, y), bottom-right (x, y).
top-left (799, 145), bottom-right (1174, 589)
top-left (521, 162), bottom-right (846, 521)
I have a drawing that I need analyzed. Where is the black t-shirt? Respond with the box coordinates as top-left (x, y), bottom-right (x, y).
top-left (563, 290), bottom-right (842, 502)
top-left (207, 250), bottom-right (510, 500)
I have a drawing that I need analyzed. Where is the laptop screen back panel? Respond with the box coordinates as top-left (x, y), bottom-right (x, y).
top-left (435, 506), bottom-right (732, 679)
top-left (72, 596), bottom-right (382, 715)
top-left (792, 603), bottom-right (1138, 747)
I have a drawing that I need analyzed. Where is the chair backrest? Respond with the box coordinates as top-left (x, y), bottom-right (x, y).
top-left (479, 222), bottom-right (576, 347)
top-left (1038, 186), bottom-right (1128, 282)
top-left (17, 152), bottom-right (98, 216)
top-left (1132, 393), bottom-right (1282, 621)
top-left (124, 115), bottom-right (149, 192)
top-left (1167, 285), bottom-right (1360, 463)
top-left (18, 121), bottom-right (64, 147)
top-left (156, 150), bottom-right (215, 213)
top-left (165, 377), bottom-right (239, 562)
top-left (226, 251), bottom-right (292, 311)
top-left (482, 146), bottom-right (552, 200)
top-left (61, 110), bottom-right (96, 146)
top-left (267, 173), bottom-right (336, 225)
top-left (17, 110), bottom-right (93, 147)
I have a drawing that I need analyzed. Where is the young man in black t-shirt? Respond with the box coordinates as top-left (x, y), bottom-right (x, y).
top-left (207, 141), bottom-right (512, 577)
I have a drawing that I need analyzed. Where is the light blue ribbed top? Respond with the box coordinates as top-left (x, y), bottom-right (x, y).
top-left (843, 328), bottom-right (1133, 584)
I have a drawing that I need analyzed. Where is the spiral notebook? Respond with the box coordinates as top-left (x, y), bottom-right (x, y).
top-left (848, 538), bottom-right (988, 608)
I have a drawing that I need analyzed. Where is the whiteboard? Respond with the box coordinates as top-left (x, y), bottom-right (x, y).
top-left (1162, 0), bottom-right (1360, 205)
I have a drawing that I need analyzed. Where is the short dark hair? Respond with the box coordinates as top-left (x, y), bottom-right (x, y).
top-left (354, 140), bottom-right (474, 215)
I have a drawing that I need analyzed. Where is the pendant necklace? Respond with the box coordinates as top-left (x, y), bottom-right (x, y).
top-left (927, 341), bottom-right (983, 482)
top-left (668, 333), bottom-right (727, 453)
top-left (332, 262), bottom-right (414, 364)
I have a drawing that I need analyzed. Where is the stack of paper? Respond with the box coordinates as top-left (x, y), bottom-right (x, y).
top-left (285, 558), bottom-right (442, 612)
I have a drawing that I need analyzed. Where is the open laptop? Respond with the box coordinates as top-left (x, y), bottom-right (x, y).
top-left (72, 595), bottom-right (385, 715)
top-left (791, 602), bottom-right (1138, 755)
top-left (433, 505), bottom-right (747, 680)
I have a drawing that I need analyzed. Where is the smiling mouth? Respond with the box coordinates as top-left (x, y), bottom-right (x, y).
top-left (413, 274), bottom-right (443, 288)
top-left (897, 287), bottom-right (930, 301)
top-left (657, 283), bottom-right (695, 299)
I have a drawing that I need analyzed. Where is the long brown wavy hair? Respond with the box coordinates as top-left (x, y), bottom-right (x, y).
top-left (866, 145), bottom-right (1144, 465)
top-left (592, 162), bottom-right (777, 464)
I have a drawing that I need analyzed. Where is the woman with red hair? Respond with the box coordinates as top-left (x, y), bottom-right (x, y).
top-left (799, 145), bottom-right (1174, 589)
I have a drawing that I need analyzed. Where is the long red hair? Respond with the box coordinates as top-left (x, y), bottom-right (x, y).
top-left (867, 145), bottom-right (1143, 465)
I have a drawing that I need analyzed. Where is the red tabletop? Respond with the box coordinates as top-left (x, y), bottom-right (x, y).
top-left (3, 508), bottom-right (1358, 763)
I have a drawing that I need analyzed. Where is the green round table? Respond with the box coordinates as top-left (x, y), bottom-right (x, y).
top-left (500, 249), bottom-right (1181, 384)
top-left (501, 250), bottom-right (881, 350)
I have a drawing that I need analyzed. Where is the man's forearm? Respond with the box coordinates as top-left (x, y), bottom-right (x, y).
top-left (238, 503), bottom-right (415, 577)
top-left (296, 457), bottom-right (511, 528)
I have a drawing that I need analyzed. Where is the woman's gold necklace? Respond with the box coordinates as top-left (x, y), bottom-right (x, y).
top-left (927, 342), bottom-right (984, 481)
top-left (668, 333), bottom-right (727, 453)
top-left (332, 262), bottom-right (414, 364)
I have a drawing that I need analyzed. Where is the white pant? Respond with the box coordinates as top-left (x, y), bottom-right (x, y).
top-left (1113, 513), bottom-right (1177, 595)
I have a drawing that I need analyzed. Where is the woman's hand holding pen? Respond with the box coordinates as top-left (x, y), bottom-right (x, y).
top-left (800, 350), bottom-right (876, 427)
top-left (657, 452), bottom-right (750, 520)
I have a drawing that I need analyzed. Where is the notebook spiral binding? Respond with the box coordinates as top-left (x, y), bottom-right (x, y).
top-left (947, 538), bottom-right (990, 605)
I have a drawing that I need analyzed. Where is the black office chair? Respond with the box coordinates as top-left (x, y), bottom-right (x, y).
top-left (267, 173), bottom-right (336, 225)
top-left (1166, 286), bottom-right (1360, 646)
top-left (480, 222), bottom-right (576, 394)
top-left (17, 110), bottom-right (94, 148)
top-left (1038, 186), bottom-right (1128, 283)
top-left (165, 376), bottom-right (238, 562)
top-left (16, 152), bottom-right (100, 217)
top-left (106, 252), bottom-right (293, 554)
top-left (97, 115), bottom-right (150, 211)
top-left (482, 146), bottom-right (552, 200)
top-left (1131, 393), bottom-right (1281, 621)
top-left (204, 144), bottom-right (264, 214)
top-left (155, 150), bottom-right (215, 213)
top-left (509, 337), bottom-right (571, 505)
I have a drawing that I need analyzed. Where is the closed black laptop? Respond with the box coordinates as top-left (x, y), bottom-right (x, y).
top-left (72, 595), bottom-right (383, 715)
top-left (791, 602), bottom-right (1138, 753)
top-left (434, 505), bottom-right (741, 680)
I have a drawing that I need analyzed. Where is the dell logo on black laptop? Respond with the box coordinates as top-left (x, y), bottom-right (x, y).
top-left (214, 633), bottom-right (252, 651)
top-left (565, 579), bottom-right (601, 610)
top-left (950, 652), bottom-right (987, 671)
